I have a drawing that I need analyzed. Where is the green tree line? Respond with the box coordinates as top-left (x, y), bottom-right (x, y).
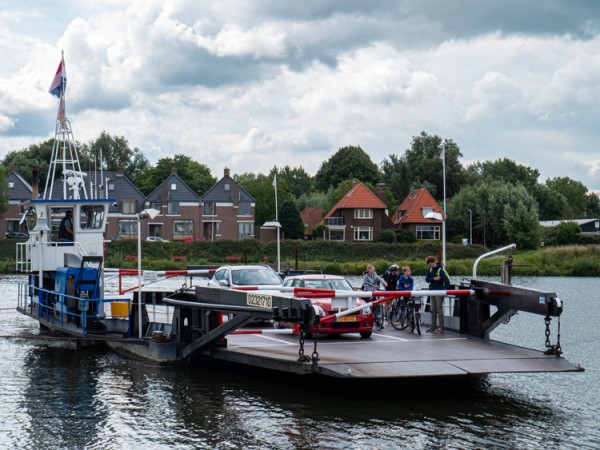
top-left (3, 130), bottom-right (600, 250)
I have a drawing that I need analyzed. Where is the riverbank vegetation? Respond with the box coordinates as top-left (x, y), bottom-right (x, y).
top-left (1, 239), bottom-right (599, 277)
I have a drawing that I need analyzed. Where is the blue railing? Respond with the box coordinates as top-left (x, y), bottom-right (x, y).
top-left (17, 283), bottom-right (131, 335)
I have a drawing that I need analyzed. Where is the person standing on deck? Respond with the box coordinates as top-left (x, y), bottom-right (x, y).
top-left (382, 264), bottom-right (400, 320)
top-left (425, 256), bottom-right (450, 333)
top-left (362, 265), bottom-right (387, 292)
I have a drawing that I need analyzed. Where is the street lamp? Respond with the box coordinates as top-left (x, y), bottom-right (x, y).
top-left (137, 208), bottom-right (160, 338)
top-left (468, 208), bottom-right (473, 245)
top-left (263, 220), bottom-right (281, 273)
top-left (424, 211), bottom-right (445, 265)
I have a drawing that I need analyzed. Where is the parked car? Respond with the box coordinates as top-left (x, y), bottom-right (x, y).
top-left (183, 236), bottom-right (204, 243)
top-left (146, 236), bottom-right (169, 242)
top-left (281, 274), bottom-right (373, 338)
top-left (6, 231), bottom-right (28, 240)
top-left (209, 265), bottom-right (283, 288)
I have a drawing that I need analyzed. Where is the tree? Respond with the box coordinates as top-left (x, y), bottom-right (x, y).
top-left (534, 184), bottom-right (569, 220)
top-left (381, 132), bottom-right (464, 202)
top-left (279, 199), bottom-right (304, 239)
top-left (0, 166), bottom-right (9, 214)
top-left (447, 181), bottom-right (539, 247)
top-left (83, 131), bottom-right (150, 182)
top-left (314, 145), bottom-right (380, 191)
top-left (545, 177), bottom-right (588, 219)
top-left (555, 221), bottom-right (581, 245)
top-left (2, 139), bottom-right (58, 187)
top-left (277, 165), bottom-right (313, 198)
top-left (239, 171), bottom-right (292, 227)
top-left (466, 158), bottom-right (540, 190)
top-left (136, 154), bottom-right (216, 196)
top-left (586, 192), bottom-right (600, 218)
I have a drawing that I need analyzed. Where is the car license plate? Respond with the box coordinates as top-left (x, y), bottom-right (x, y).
top-left (337, 316), bottom-right (357, 322)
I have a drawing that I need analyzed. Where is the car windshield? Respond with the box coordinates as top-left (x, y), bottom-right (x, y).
top-left (287, 278), bottom-right (353, 291)
top-left (231, 268), bottom-right (282, 286)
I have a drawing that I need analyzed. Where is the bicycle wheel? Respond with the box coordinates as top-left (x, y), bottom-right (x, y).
top-left (391, 305), bottom-right (408, 330)
top-left (415, 312), bottom-right (421, 335)
top-left (409, 310), bottom-right (416, 333)
top-left (374, 305), bottom-right (384, 330)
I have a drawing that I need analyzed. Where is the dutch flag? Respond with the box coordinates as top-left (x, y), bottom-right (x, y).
top-left (49, 55), bottom-right (67, 98)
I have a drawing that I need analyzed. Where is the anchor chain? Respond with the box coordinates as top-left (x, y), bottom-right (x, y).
top-left (544, 315), bottom-right (562, 357)
top-left (311, 323), bottom-right (320, 365)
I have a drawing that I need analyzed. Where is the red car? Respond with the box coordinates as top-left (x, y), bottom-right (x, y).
top-left (183, 236), bottom-right (204, 243)
top-left (282, 274), bottom-right (373, 338)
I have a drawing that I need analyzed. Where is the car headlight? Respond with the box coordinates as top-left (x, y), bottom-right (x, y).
top-left (362, 306), bottom-right (371, 315)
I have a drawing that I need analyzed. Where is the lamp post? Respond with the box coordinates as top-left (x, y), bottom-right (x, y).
top-left (468, 208), bottom-right (473, 245)
top-left (441, 144), bottom-right (447, 266)
top-left (263, 221), bottom-right (281, 273)
top-left (136, 208), bottom-right (160, 338)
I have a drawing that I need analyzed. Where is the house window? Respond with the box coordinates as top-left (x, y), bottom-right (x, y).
top-left (173, 220), bottom-right (193, 237)
top-left (224, 183), bottom-right (231, 191)
top-left (354, 209), bottom-right (373, 219)
top-left (354, 226), bottom-right (372, 241)
top-left (416, 225), bottom-right (440, 240)
top-left (329, 229), bottom-right (345, 240)
top-left (239, 202), bottom-right (251, 215)
top-left (108, 182), bottom-right (115, 191)
top-left (119, 219), bottom-right (137, 236)
top-left (168, 202), bottom-right (180, 214)
top-left (238, 222), bottom-right (254, 239)
top-left (8, 182), bottom-right (14, 189)
top-left (422, 207), bottom-right (433, 218)
top-left (204, 202), bottom-right (216, 215)
top-left (7, 220), bottom-right (19, 232)
top-left (171, 183), bottom-right (177, 190)
top-left (122, 200), bottom-right (136, 214)
top-left (150, 201), bottom-right (161, 211)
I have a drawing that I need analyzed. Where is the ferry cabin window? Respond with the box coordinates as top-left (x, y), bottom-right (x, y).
top-left (122, 200), bottom-right (136, 215)
top-left (416, 225), bottom-right (440, 240)
top-left (51, 208), bottom-right (74, 241)
top-left (353, 226), bottom-right (372, 241)
top-left (173, 220), bottom-right (193, 238)
top-left (79, 205), bottom-right (105, 230)
top-left (119, 219), bottom-right (137, 237)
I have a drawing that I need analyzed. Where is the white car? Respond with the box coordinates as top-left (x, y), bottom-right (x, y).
top-left (209, 265), bottom-right (283, 288)
top-left (146, 236), bottom-right (169, 242)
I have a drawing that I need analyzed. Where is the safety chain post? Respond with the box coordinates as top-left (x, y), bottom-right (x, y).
top-left (297, 329), bottom-right (311, 362)
top-left (543, 316), bottom-right (562, 357)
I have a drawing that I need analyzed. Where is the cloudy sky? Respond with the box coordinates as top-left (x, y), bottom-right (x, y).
top-left (1, 1), bottom-right (600, 191)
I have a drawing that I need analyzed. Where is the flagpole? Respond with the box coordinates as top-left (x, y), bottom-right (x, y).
top-left (442, 143), bottom-right (447, 267)
top-left (273, 175), bottom-right (280, 273)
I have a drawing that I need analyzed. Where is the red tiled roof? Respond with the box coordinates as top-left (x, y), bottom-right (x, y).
top-left (324, 183), bottom-right (387, 219)
top-left (391, 188), bottom-right (443, 224)
top-left (300, 207), bottom-right (324, 227)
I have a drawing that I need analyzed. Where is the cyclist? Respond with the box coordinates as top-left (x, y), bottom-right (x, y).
top-left (382, 264), bottom-right (401, 320)
top-left (361, 265), bottom-right (387, 329)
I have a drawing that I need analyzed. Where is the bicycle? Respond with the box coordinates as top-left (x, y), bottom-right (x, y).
top-left (391, 296), bottom-right (422, 335)
top-left (373, 302), bottom-right (385, 330)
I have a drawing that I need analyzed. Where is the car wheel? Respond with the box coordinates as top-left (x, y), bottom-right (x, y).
top-left (360, 331), bottom-right (372, 338)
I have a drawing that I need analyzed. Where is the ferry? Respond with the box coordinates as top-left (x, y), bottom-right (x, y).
top-left (15, 56), bottom-right (584, 378)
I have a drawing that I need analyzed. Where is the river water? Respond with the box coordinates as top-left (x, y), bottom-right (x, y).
top-left (0, 274), bottom-right (597, 449)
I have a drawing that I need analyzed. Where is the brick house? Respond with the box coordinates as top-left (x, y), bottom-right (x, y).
top-left (322, 182), bottom-right (392, 241)
top-left (1, 167), bottom-right (33, 237)
top-left (144, 168), bottom-right (201, 241)
top-left (391, 188), bottom-right (444, 240)
top-left (300, 207), bottom-right (324, 239)
top-left (200, 168), bottom-right (256, 241)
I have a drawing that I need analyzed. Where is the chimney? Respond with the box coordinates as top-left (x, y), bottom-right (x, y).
top-left (32, 166), bottom-right (39, 200)
top-left (224, 167), bottom-right (230, 177)
top-left (232, 179), bottom-right (240, 204)
top-left (116, 166), bottom-right (125, 175)
top-left (376, 183), bottom-right (386, 203)
top-left (171, 167), bottom-right (177, 175)
top-left (11, 164), bottom-right (18, 173)
top-left (409, 187), bottom-right (416, 198)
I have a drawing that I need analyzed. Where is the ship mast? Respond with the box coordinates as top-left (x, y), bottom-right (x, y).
top-left (44, 51), bottom-right (88, 200)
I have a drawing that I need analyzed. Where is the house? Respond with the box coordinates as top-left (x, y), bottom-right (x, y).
top-left (540, 219), bottom-right (600, 236)
top-left (321, 182), bottom-right (391, 241)
top-left (300, 207), bottom-right (324, 239)
top-left (1, 166), bottom-right (33, 237)
top-left (144, 168), bottom-right (201, 241)
top-left (391, 188), bottom-right (444, 240)
top-left (200, 167), bottom-right (256, 241)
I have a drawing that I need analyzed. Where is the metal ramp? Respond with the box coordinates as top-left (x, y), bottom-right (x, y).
top-left (75, 256), bottom-right (103, 298)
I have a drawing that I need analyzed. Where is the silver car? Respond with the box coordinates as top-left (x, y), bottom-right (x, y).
top-left (209, 265), bottom-right (283, 288)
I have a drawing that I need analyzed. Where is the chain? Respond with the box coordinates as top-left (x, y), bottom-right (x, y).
top-left (544, 316), bottom-right (562, 357)
top-left (311, 324), bottom-right (320, 365)
top-left (297, 329), bottom-right (310, 362)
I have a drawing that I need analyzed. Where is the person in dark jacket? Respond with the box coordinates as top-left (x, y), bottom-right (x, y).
top-left (425, 255), bottom-right (450, 333)
top-left (58, 209), bottom-right (74, 242)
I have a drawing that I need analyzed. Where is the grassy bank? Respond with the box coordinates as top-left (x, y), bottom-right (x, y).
top-left (1, 239), bottom-right (599, 277)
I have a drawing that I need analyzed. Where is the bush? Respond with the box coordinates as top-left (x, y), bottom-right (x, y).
top-left (378, 229), bottom-right (396, 243)
top-left (396, 230), bottom-right (417, 243)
